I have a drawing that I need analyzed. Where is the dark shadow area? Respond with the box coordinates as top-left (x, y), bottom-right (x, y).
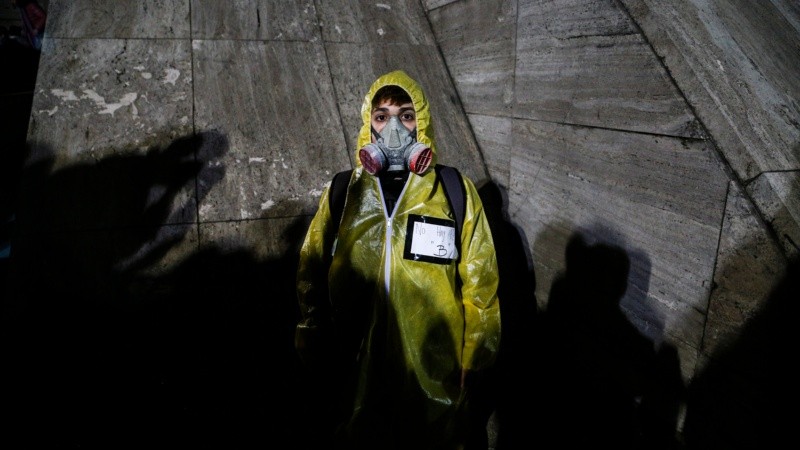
top-left (0, 24), bottom-right (40, 286)
top-left (1, 132), bottom-right (326, 449)
top-left (504, 231), bottom-right (684, 450)
top-left (474, 180), bottom-right (538, 450)
top-left (682, 254), bottom-right (798, 449)
top-left (0, 25), bottom-right (40, 94)
top-left (340, 312), bottom-right (464, 450)
top-left (308, 259), bottom-right (468, 449)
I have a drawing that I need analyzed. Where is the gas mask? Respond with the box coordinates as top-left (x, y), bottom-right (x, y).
top-left (359, 115), bottom-right (432, 176)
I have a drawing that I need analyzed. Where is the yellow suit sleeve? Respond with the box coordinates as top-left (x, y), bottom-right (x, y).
top-left (458, 178), bottom-right (501, 372)
top-left (295, 185), bottom-right (337, 355)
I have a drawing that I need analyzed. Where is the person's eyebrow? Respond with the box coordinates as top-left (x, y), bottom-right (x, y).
top-left (399, 106), bottom-right (415, 113)
top-left (372, 107), bottom-right (390, 113)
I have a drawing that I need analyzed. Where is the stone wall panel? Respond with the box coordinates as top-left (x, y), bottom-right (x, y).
top-left (190, 0), bottom-right (319, 41)
top-left (316, 0), bottom-right (434, 45)
top-left (25, 38), bottom-right (195, 230)
top-left (192, 39), bottom-right (347, 221)
top-left (46, 0), bottom-right (190, 38)
top-left (508, 119), bottom-right (728, 377)
top-left (428, 0), bottom-right (516, 116)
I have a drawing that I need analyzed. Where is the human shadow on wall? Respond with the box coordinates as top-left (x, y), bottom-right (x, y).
top-left (472, 180), bottom-right (538, 450)
top-left (3, 132), bottom-right (320, 449)
top-left (682, 252), bottom-right (798, 449)
top-left (510, 231), bottom-right (684, 450)
top-left (6, 131), bottom-right (227, 308)
top-left (116, 220), bottom-right (317, 450)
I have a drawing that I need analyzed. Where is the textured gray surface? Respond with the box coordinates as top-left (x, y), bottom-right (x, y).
top-left (316, 0), bottom-right (435, 44)
top-left (428, 0), bottom-right (799, 384)
top-left (428, 0), bottom-right (516, 115)
top-left (620, 0), bottom-right (800, 179)
top-left (468, 114), bottom-right (512, 188)
top-left (198, 216), bottom-right (310, 259)
top-left (508, 119), bottom-right (728, 369)
top-left (27, 37), bottom-right (195, 230)
top-left (514, 31), bottom-right (700, 137)
top-left (29, 38), bottom-right (193, 160)
top-left (705, 181), bottom-right (788, 359)
top-left (30, 0), bottom-right (486, 225)
top-left (192, 39), bottom-right (347, 220)
top-left (748, 171), bottom-right (800, 258)
top-left (191, 0), bottom-right (319, 40)
top-left (45, 0), bottom-right (190, 38)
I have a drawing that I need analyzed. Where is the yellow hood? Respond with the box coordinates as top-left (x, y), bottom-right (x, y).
top-left (355, 70), bottom-right (437, 169)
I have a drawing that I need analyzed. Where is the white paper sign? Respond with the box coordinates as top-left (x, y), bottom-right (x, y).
top-left (409, 220), bottom-right (457, 260)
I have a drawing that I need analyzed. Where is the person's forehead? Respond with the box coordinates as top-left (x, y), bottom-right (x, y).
top-left (373, 101), bottom-right (414, 111)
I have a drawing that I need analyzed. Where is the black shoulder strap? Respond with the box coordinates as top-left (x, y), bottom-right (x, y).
top-left (328, 166), bottom-right (466, 249)
top-left (436, 165), bottom-right (466, 251)
top-left (329, 169), bottom-right (352, 235)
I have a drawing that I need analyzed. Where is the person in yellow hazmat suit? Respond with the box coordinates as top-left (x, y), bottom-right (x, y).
top-left (295, 70), bottom-right (501, 450)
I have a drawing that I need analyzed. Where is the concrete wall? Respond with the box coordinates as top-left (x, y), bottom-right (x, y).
top-left (427, 0), bottom-right (797, 447)
top-left (4, 0), bottom-right (797, 448)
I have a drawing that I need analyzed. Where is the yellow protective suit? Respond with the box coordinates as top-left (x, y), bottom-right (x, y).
top-left (296, 70), bottom-right (500, 449)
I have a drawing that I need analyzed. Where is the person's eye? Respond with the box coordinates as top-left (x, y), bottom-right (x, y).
top-left (374, 113), bottom-right (386, 122)
top-left (401, 113), bottom-right (415, 121)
